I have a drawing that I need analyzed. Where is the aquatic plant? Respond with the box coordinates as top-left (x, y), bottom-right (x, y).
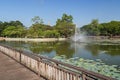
top-left (53, 55), bottom-right (120, 79)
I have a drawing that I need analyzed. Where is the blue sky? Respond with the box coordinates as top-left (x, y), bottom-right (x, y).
top-left (0, 0), bottom-right (120, 27)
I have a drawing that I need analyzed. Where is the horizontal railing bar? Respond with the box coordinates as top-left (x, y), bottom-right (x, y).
top-left (33, 54), bottom-right (115, 80)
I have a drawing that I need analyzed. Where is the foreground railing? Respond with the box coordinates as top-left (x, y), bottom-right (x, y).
top-left (0, 44), bottom-right (115, 80)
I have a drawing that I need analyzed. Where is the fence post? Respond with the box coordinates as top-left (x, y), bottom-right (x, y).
top-left (82, 73), bottom-right (86, 80)
top-left (20, 51), bottom-right (21, 63)
top-left (38, 57), bottom-right (41, 77)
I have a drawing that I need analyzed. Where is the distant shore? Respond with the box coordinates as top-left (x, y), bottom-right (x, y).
top-left (86, 36), bottom-right (120, 43)
top-left (1, 38), bottom-right (68, 42)
top-left (0, 36), bottom-right (120, 43)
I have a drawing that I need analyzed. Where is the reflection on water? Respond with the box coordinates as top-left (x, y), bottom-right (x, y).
top-left (29, 42), bottom-right (75, 58)
top-left (0, 41), bottom-right (120, 66)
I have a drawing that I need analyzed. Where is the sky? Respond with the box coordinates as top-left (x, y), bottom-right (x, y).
top-left (0, 0), bottom-right (120, 27)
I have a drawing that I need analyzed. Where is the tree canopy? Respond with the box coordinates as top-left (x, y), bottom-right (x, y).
top-left (2, 25), bottom-right (25, 37)
top-left (55, 13), bottom-right (75, 38)
top-left (0, 20), bottom-right (25, 37)
top-left (81, 20), bottom-right (120, 37)
top-left (31, 16), bottom-right (44, 24)
top-left (1, 15), bottom-right (120, 38)
top-left (27, 14), bottom-right (75, 38)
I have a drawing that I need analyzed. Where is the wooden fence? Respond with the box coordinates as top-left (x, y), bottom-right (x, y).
top-left (0, 44), bottom-right (115, 80)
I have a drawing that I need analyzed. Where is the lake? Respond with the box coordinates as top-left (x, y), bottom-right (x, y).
top-left (1, 41), bottom-right (120, 66)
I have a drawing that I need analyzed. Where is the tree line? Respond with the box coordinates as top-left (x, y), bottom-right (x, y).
top-left (0, 13), bottom-right (75, 38)
top-left (81, 19), bottom-right (120, 37)
top-left (0, 14), bottom-right (120, 38)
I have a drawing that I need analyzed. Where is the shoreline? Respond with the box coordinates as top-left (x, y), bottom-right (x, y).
top-left (0, 36), bottom-right (120, 43)
top-left (87, 36), bottom-right (120, 43)
top-left (2, 38), bottom-right (68, 42)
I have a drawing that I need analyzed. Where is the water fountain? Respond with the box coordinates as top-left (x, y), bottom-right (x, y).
top-left (71, 27), bottom-right (87, 43)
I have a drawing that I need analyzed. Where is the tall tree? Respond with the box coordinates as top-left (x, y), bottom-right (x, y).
top-left (55, 13), bottom-right (75, 38)
top-left (31, 16), bottom-right (43, 24)
top-left (81, 19), bottom-right (100, 36)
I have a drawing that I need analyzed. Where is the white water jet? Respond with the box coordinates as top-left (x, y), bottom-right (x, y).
top-left (71, 27), bottom-right (88, 57)
top-left (71, 28), bottom-right (87, 43)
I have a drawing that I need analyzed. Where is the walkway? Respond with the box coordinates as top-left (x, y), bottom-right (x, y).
top-left (0, 52), bottom-right (45, 80)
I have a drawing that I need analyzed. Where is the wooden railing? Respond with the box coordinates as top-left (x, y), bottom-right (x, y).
top-left (0, 44), bottom-right (115, 80)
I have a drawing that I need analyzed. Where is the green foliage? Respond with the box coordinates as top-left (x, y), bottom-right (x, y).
top-left (31, 16), bottom-right (43, 24)
top-left (0, 14), bottom-right (75, 38)
top-left (27, 14), bottom-right (75, 38)
top-left (0, 20), bottom-right (24, 36)
top-left (27, 23), bottom-right (53, 38)
top-left (1, 15), bottom-right (120, 38)
top-left (27, 24), bottom-right (42, 38)
top-left (81, 20), bottom-right (120, 36)
top-left (2, 26), bottom-right (16, 37)
top-left (81, 19), bottom-right (100, 36)
top-left (55, 22), bottom-right (75, 37)
top-left (9, 20), bottom-right (24, 27)
top-left (55, 13), bottom-right (75, 38)
top-left (43, 30), bottom-right (60, 38)
top-left (53, 55), bottom-right (120, 79)
top-left (2, 25), bottom-right (25, 37)
top-left (0, 21), bottom-right (4, 36)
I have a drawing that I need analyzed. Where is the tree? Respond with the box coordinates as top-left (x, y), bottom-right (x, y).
top-left (81, 19), bottom-right (100, 36)
top-left (62, 13), bottom-right (73, 23)
top-left (90, 19), bottom-right (100, 36)
top-left (91, 19), bottom-right (99, 27)
top-left (0, 21), bottom-right (4, 36)
top-left (0, 20), bottom-right (25, 37)
top-left (0, 21), bottom-right (9, 36)
top-left (31, 16), bottom-right (43, 24)
top-left (43, 30), bottom-right (60, 38)
top-left (9, 20), bottom-right (24, 27)
top-left (27, 23), bottom-right (53, 38)
top-left (28, 24), bottom-right (42, 38)
top-left (2, 26), bottom-right (25, 37)
top-left (55, 13), bottom-right (75, 38)
top-left (81, 20), bottom-right (120, 36)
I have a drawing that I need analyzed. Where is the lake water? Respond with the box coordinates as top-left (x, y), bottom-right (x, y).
top-left (1, 41), bottom-right (120, 66)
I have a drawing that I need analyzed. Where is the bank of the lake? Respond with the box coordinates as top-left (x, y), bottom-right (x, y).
top-left (88, 36), bottom-right (120, 43)
top-left (1, 36), bottom-right (120, 43)
top-left (3, 38), bottom-right (68, 42)
top-left (0, 37), bottom-right (5, 41)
